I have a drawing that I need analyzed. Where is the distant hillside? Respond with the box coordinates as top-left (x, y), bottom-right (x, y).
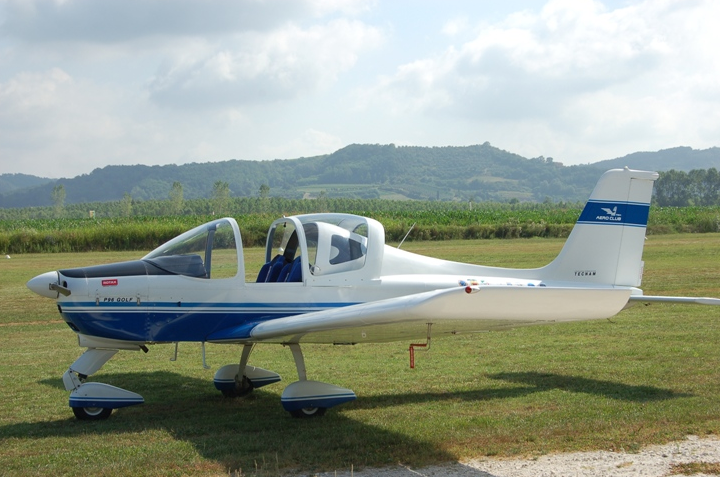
top-left (592, 146), bottom-right (720, 171)
top-left (1, 144), bottom-right (718, 209)
top-left (0, 173), bottom-right (53, 196)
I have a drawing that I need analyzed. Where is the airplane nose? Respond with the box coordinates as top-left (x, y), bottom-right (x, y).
top-left (27, 271), bottom-right (62, 299)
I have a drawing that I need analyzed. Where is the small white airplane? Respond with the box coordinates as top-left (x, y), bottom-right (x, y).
top-left (27, 168), bottom-right (720, 420)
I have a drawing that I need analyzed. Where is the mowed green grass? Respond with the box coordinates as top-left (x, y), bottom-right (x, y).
top-left (1, 235), bottom-right (720, 476)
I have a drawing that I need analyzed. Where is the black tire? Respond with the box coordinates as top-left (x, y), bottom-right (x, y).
top-left (72, 406), bottom-right (112, 421)
top-left (289, 407), bottom-right (327, 418)
top-left (221, 375), bottom-right (254, 398)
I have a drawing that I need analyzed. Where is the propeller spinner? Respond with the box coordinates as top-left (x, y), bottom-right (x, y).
top-left (27, 271), bottom-right (71, 298)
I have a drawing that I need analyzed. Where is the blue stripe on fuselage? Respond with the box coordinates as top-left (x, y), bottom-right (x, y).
top-left (577, 201), bottom-right (650, 228)
top-left (59, 301), bottom-right (359, 342)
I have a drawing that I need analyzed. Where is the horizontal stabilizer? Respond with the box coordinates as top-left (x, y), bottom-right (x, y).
top-left (629, 295), bottom-right (720, 306)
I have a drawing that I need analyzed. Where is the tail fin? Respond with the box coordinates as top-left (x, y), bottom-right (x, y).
top-left (542, 168), bottom-right (659, 287)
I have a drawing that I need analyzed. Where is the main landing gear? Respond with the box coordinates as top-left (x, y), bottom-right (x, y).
top-left (280, 343), bottom-right (356, 418)
top-left (214, 343), bottom-right (356, 418)
top-left (213, 344), bottom-right (281, 397)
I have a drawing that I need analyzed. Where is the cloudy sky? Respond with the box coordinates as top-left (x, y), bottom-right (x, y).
top-left (1, 0), bottom-right (718, 179)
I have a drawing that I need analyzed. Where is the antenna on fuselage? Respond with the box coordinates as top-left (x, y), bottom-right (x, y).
top-left (397, 222), bottom-right (416, 249)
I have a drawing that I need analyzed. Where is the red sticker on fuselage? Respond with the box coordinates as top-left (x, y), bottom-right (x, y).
top-left (102, 279), bottom-right (118, 287)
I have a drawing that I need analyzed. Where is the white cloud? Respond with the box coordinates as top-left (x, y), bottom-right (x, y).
top-left (1, 0), bottom-right (318, 42)
top-left (0, 0), bottom-right (384, 176)
top-left (366, 0), bottom-right (668, 118)
top-left (0, 68), bottom-right (114, 144)
top-left (147, 19), bottom-right (384, 110)
top-left (441, 17), bottom-right (469, 37)
top-left (0, 68), bottom-right (148, 176)
top-left (260, 128), bottom-right (345, 160)
top-left (307, 0), bottom-right (376, 16)
top-left (360, 0), bottom-right (720, 163)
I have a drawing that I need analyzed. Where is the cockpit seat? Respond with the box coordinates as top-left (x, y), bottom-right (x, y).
top-left (257, 255), bottom-right (284, 282)
top-left (286, 257), bottom-right (302, 282)
top-left (256, 263), bottom-right (271, 282)
top-left (266, 255), bottom-right (288, 282)
top-left (277, 260), bottom-right (293, 282)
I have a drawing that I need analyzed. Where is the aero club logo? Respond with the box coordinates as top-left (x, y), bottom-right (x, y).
top-left (596, 205), bottom-right (622, 222)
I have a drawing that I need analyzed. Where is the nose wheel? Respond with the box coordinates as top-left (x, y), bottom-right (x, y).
top-left (64, 349), bottom-right (144, 420)
top-left (289, 406), bottom-right (327, 418)
top-left (221, 374), bottom-right (254, 398)
top-left (72, 406), bottom-right (113, 420)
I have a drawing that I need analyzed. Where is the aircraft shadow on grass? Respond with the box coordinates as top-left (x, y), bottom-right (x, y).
top-left (346, 370), bottom-right (690, 411)
top-left (19, 371), bottom-right (457, 474)
top-left (2, 369), bottom-right (690, 475)
top-left (486, 371), bottom-right (692, 402)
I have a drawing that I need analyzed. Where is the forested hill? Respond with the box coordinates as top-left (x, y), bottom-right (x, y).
top-left (1, 143), bottom-right (719, 208)
top-left (0, 174), bottom-right (53, 196)
top-left (593, 146), bottom-right (720, 171)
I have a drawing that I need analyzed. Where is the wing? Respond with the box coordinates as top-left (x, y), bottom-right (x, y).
top-left (208, 286), bottom-right (632, 344)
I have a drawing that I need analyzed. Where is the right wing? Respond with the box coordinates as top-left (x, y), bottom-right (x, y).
top-left (207, 286), bottom-right (632, 344)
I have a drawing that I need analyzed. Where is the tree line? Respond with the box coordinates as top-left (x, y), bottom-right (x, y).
top-left (0, 144), bottom-right (607, 207)
top-left (2, 169), bottom-right (719, 221)
top-left (653, 169), bottom-right (720, 206)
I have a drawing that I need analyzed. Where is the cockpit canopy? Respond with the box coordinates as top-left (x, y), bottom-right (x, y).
top-left (260, 214), bottom-right (384, 284)
top-left (136, 213), bottom-right (385, 284)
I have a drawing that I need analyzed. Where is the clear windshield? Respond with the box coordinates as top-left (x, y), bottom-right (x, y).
top-left (143, 219), bottom-right (239, 279)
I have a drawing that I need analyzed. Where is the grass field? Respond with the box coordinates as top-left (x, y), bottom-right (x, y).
top-left (1, 235), bottom-right (720, 476)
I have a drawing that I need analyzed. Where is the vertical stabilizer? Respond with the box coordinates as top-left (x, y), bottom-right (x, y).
top-left (541, 168), bottom-right (658, 287)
